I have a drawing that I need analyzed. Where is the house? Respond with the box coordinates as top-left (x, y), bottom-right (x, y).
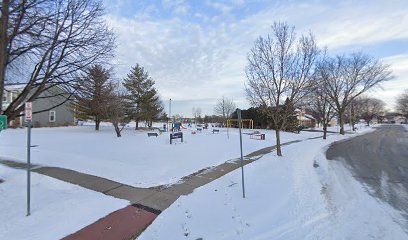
top-left (382, 112), bottom-right (407, 124)
top-left (2, 85), bottom-right (20, 110)
top-left (3, 83), bottom-right (75, 128)
top-left (295, 108), bottom-right (316, 128)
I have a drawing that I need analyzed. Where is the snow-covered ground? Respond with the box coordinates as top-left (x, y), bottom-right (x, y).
top-left (139, 127), bottom-right (408, 240)
top-left (0, 124), bottom-right (333, 187)
top-left (0, 165), bottom-right (127, 240)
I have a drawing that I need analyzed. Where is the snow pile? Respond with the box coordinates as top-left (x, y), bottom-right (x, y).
top-left (0, 125), bottom-right (325, 187)
top-left (139, 133), bottom-right (407, 239)
top-left (0, 165), bottom-right (127, 240)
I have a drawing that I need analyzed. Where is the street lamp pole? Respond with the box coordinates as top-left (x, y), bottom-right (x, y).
top-left (169, 98), bottom-right (172, 132)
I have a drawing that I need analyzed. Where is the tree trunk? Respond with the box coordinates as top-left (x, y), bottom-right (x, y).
top-left (95, 118), bottom-right (100, 131)
top-left (338, 113), bottom-right (345, 135)
top-left (135, 119), bottom-right (139, 130)
top-left (113, 122), bottom-right (121, 137)
top-left (0, 0), bottom-right (9, 113)
top-left (275, 129), bottom-right (282, 156)
top-left (366, 120), bottom-right (370, 126)
top-left (6, 110), bottom-right (16, 124)
top-left (323, 123), bottom-right (327, 140)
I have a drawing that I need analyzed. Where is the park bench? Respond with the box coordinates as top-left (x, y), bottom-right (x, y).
top-left (212, 129), bottom-right (219, 134)
top-left (147, 132), bottom-right (158, 137)
top-left (250, 133), bottom-right (265, 140)
top-left (197, 128), bottom-right (202, 132)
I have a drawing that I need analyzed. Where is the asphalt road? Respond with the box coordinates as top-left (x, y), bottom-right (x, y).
top-left (327, 125), bottom-right (408, 217)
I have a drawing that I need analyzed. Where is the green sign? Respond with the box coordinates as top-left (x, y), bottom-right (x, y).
top-left (0, 115), bottom-right (7, 130)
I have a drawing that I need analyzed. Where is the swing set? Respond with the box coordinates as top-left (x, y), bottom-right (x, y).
top-left (226, 119), bottom-right (254, 129)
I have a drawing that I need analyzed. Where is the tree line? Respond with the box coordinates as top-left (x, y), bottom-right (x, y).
top-left (74, 64), bottom-right (164, 137)
top-left (245, 22), bottom-right (393, 156)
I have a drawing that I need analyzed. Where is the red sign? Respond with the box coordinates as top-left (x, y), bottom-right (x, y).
top-left (25, 102), bottom-right (33, 121)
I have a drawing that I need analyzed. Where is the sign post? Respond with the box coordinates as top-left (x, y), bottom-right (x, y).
top-left (25, 102), bottom-right (32, 216)
top-left (0, 115), bottom-right (7, 131)
top-left (237, 109), bottom-right (246, 198)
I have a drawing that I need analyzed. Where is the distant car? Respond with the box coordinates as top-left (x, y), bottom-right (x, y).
top-left (75, 119), bottom-right (85, 126)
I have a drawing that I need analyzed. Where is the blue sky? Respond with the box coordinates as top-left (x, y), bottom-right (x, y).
top-left (103, 0), bottom-right (408, 117)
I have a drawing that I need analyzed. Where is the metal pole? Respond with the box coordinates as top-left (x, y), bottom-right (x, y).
top-left (26, 121), bottom-right (31, 216)
top-left (169, 98), bottom-right (171, 132)
top-left (227, 121), bottom-right (229, 139)
top-left (237, 109), bottom-right (246, 198)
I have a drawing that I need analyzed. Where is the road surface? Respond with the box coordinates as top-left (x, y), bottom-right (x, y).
top-left (327, 125), bottom-right (408, 218)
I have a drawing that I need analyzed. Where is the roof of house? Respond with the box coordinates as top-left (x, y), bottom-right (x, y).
top-left (4, 83), bottom-right (26, 91)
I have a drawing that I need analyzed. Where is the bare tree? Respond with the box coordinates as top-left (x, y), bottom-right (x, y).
top-left (396, 89), bottom-right (408, 122)
top-left (318, 53), bottom-right (392, 134)
top-left (0, 0), bottom-right (115, 121)
top-left (0, 0), bottom-right (10, 112)
top-left (192, 107), bottom-right (202, 124)
top-left (245, 22), bottom-right (318, 156)
top-left (308, 78), bottom-right (336, 139)
top-left (106, 90), bottom-right (128, 137)
top-left (214, 96), bottom-right (236, 121)
top-left (354, 97), bottom-right (385, 126)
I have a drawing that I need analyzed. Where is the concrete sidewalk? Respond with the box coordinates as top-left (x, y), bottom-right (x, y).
top-left (0, 135), bottom-right (332, 239)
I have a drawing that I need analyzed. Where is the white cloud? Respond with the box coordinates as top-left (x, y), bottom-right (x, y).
top-left (106, 16), bottom-right (247, 109)
top-left (161, 0), bottom-right (190, 16)
top-left (375, 54), bottom-right (408, 110)
top-left (105, 0), bottom-right (408, 116)
top-left (173, 4), bottom-right (189, 16)
top-left (205, 0), bottom-right (233, 15)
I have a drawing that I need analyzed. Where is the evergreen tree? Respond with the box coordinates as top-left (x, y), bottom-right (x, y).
top-left (74, 65), bottom-right (113, 131)
top-left (123, 64), bottom-right (163, 129)
top-left (282, 98), bottom-right (299, 133)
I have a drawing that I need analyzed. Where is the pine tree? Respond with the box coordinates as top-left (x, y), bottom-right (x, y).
top-left (123, 64), bottom-right (163, 129)
top-left (74, 65), bottom-right (113, 131)
top-left (282, 98), bottom-right (299, 133)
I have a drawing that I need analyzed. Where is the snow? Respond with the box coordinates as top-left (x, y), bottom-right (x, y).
top-left (139, 127), bottom-right (407, 240)
top-left (0, 165), bottom-right (127, 240)
top-left (0, 124), bottom-right (329, 187)
top-left (2, 122), bottom-right (398, 239)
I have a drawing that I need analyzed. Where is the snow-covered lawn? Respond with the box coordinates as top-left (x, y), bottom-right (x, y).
top-left (0, 124), bottom-right (329, 187)
top-left (0, 165), bottom-right (127, 240)
top-left (139, 128), bottom-right (407, 240)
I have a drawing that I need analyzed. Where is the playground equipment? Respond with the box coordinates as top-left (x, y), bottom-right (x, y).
top-left (173, 122), bottom-right (181, 131)
top-left (226, 119), bottom-right (254, 129)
